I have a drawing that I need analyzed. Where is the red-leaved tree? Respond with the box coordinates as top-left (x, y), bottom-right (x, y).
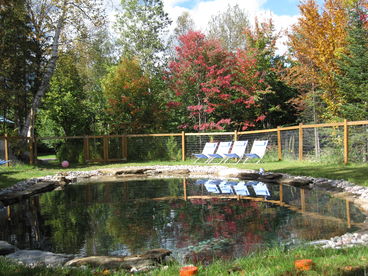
top-left (166, 31), bottom-right (266, 131)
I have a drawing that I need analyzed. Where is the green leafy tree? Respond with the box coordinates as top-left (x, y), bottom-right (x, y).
top-left (116, 0), bottom-right (172, 74)
top-left (0, 0), bottom-right (39, 134)
top-left (20, 0), bottom-right (105, 137)
top-left (102, 57), bottom-right (163, 134)
top-left (335, 6), bottom-right (368, 120)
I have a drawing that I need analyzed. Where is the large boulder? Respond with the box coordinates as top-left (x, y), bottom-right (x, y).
top-left (0, 241), bottom-right (17, 255)
top-left (65, 248), bottom-right (171, 270)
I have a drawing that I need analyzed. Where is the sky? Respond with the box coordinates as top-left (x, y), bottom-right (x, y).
top-left (105, 0), bottom-right (325, 54)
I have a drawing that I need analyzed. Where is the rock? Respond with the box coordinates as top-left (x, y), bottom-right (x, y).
top-left (0, 181), bottom-right (58, 205)
top-left (160, 169), bottom-right (190, 175)
top-left (0, 241), bottom-right (18, 255)
top-left (279, 177), bottom-right (312, 187)
top-left (258, 173), bottom-right (283, 182)
top-left (238, 170), bottom-right (260, 180)
top-left (65, 248), bottom-right (171, 270)
top-left (216, 168), bottom-right (242, 178)
top-left (6, 250), bottom-right (73, 267)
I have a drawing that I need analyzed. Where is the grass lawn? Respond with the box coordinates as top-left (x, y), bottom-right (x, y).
top-left (1, 246), bottom-right (368, 275)
top-left (1, 159), bottom-right (368, 190)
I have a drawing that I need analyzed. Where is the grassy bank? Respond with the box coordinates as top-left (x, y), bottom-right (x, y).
top-left (1, 160), bottom-right (368, 190)
top-left (1, 246), bottom-right (368, 275)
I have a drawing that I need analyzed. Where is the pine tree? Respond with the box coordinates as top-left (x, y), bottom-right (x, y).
top-left (336, 7), bottom-right (368, 120)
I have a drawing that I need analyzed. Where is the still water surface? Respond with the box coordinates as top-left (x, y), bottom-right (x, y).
top-left (0, 177), bottom-right (366, 263)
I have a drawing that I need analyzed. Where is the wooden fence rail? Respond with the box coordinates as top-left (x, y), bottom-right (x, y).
top-left (1, 119), bottom-right (368, 165)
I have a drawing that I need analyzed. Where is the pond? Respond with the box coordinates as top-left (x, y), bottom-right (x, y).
top-left (0, 177), bottom-right (366, 264)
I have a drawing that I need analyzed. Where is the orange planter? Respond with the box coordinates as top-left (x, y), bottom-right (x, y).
top-left (294, 259), bottom-right (314, 271)
top-left (180, 266), bottom-right (198, 276)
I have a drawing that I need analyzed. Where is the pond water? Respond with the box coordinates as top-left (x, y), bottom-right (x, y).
top-left (0, 177), bottom-right (366, 264)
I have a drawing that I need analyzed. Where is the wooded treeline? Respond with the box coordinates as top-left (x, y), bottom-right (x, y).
top-left (0, 0), bottom-right (367, 141)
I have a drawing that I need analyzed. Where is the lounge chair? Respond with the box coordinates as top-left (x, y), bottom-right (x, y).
top-left (204, 179), bottom-right (222, 193)
top-left (207, 141), bottom-right (232, 163)
top-left (233, 181), bottom-right (250, 196)
top-left (192, 142), bottom-right (218, 163)
top-left (0, 159), bottom-right (11, 166)
top-left (223, 140), bottom-right (248, 163)
top-left (243, 140), bottom-right (269, 163)
top-left (218, 180), bottom-right (235, 194)
top-left (252, 182), bottom-right (271, 197)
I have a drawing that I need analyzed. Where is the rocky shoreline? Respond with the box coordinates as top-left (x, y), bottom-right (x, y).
top-left (1, 165), bottom-right (368, 271)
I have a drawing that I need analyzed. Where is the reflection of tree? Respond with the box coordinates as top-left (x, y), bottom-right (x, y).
top-left (40, 188), bottom-right (90, 254)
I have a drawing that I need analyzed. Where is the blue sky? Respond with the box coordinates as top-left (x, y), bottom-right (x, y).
top-left (173, 0), bottom-right (325, 16)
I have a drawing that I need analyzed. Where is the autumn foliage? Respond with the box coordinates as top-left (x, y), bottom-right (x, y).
top-left (166, 31), bottom-right (267, 131)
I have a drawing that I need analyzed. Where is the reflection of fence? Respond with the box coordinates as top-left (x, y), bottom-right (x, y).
top-left (1, 119), bottom-right (368, 164)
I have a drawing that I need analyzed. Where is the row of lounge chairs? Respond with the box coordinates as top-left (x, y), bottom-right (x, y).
top-left (197, 179), bottom-right (271, 197)
top-left (193, 140), bottom-right (268, 164)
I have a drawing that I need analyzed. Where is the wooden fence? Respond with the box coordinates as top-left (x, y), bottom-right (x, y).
top-left (1, 119), bottom-right (368, 165)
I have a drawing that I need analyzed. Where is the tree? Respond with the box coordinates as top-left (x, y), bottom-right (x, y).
top-left (335, 4), bottom-right (368, 120)
top-left (0, 0), bottom-right (39, 134)
top-left (288, 0), bottom-right (349, 119)
top-left (20, 0), bottom-right (105, 137)
top-left (207, 4), bottom-right (250, 51)
top-left (102, 57), bottom-right (163, 134)
top-left (242, 19), bottom-right (298, 128)
top-left (116, 0), bottom-right (172, 74)
top-left (166, 31), bottom-right (266, 131)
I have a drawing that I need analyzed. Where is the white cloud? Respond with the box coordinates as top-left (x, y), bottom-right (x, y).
top-left (163, 0), bottom-right (299, 54)
top-left (105, 0), bottom-right (299, 55)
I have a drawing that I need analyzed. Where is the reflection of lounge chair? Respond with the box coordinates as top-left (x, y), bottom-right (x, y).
top-left (243, 140), bottom-right (268, 163)
top-left (0, 159), bottom-right (11, 166)
top-left (204, 179), bottom-right (222, 193)
top-left (218, 180), bottom-right (234, 194)
top-left (208, 141), bottom-right (232, 163)
top-left (223, 140), bottom-right (248, 163)
top-left (192, 142), bottom-right (218, 163)
top-left (252, 182), bottom-right (270, 197)
top-left (233, 181), bottom-right (250, 196)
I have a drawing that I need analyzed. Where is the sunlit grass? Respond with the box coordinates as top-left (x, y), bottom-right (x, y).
top-left (1, 246), bottom-right (368, 275)
top-left (1, 159), bottom-right (368, 189)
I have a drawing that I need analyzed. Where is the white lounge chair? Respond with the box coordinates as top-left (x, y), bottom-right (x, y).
top-left (207, 141), bottom-right (232, 163)
top-left (243, 140), bottom-right (269, 163)
top-left (252, 182), bottom-right (271, 197)
top-left (223, 140), bottom-right (248, 163)
top-left (233, 181), bottom-right (250, 196)
top-left (192, 142), bottom-right (218, 163)
top-left (204, 179), bottom-right (222, 193)
top-left (218, 180), bottom-right (234, 194)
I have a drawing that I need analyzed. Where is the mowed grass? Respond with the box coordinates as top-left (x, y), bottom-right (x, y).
top-left (1, 159), bottom-right (368, 189)
top-left (1, 246), bottom-right (368, 275)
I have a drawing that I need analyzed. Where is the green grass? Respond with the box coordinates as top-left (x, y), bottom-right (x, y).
top-left (1, 159), bottom-right (368, 190)
top-left (1, 246), bottom-right (368, 275)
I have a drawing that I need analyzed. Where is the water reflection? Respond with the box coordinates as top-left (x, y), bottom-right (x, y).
top-left (0, 178), bottom-right (366, 264)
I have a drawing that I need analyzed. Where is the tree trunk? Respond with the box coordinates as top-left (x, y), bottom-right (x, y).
top-left (20, 7), bottom-right (66, 137)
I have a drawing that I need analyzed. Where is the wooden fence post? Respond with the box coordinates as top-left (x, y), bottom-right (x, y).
top-left (122, 135), bottom-right (128, 161)
top-left (277, 127), bottom-right (282, 161)
top-left (181, 131), bottom-right (186, 161)
top-left (4, 134), bottom-right (9, 166)
top-left (234, 130), bottom-right (238, 141)
top-left (103, 136), bottom-right (108, 162)
top-left (344, 119), bottom-right (349, 165)
top-left (83, 136), bottom-right (89, 162)
top-left (299, 123), bottom-right (304, 161)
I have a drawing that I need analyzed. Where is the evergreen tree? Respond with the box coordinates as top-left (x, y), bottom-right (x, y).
top-left (336, 7), bottom-right (368, 120)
